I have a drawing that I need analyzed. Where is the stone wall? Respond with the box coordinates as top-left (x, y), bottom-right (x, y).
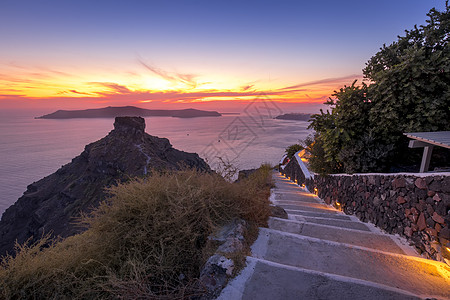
top-left (280, 159), bottom-right (450, 262)
top-left (281, 157), bottom-right (307, 185)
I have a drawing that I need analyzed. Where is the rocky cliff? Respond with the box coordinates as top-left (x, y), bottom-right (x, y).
top-left (0, 116), bottom-right (210, 256)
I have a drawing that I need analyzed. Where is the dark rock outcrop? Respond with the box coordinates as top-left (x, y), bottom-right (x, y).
top-left (0, 116), bottom-right (210, 256)
top-left (270, 205), bottom-right (289, 219)
top-left (199, 219), bottom-right (248, 299)
top-left (236, 169), bottom-right (257, 182)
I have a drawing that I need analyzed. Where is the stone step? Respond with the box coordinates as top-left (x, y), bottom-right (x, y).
top-left (291, 213), bottom-right (353, 221)
top-left (298, 215), bottom-right (372, 231)
top-left (268, 217), bottom-right (408, 254)
top-left (283, 201), bottom-right (335, 209)
top-left (285, 207), bottom-right (339, 215)
top-left (250, 228), bottom-right (450, 299)
top-left (274, 190), bottom-right (311, 196)
top-left (275, 200), bottom-right (322, 206)
top-left (272, 190), bottom-right (320, 197)
top-left (279, 201), bottom-right (338, 211)
top-left (273, 195), bottom-right (320, 204)
top-left (273, 215), bottom-right (371, 232)
top-left (219, 257), bottom-right (421, 300)
top-left (273, 187), bottom-right (305, 193)
top-left (285, 209), bottom-right (349, 219)
top-left (273, 180), bottom-right (303, 185)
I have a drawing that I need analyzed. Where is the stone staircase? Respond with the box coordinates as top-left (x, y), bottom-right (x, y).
top-left (219, 171), bottom-right (450, 300)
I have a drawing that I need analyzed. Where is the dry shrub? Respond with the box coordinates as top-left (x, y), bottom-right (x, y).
top-left (0, 166), bottom-right (272, 299)
top-left (233, 164), bottom-right (273, 226)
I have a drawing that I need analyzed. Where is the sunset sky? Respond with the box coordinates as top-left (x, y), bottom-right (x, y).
top-left (0, 0), bottom-right (446, 113)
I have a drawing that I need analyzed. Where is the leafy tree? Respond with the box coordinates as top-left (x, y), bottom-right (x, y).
top-left (306, 135), bottom-right (337, 175)
top-left (284, 144), bottom-right (304, 159)
top-left (308, 4), bottom-right (450, 173)
top-left (308, 81), bottom-right (387, 173)
top-left (365, 5), bottom-right (450, 156)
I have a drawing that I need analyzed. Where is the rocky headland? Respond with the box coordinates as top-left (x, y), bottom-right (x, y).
top-left (0, 116), bottom-right (210, 256)
top-left (274, 113), bottom-right (311, 121)
top-left (36, 106), bottom-right (222, 119)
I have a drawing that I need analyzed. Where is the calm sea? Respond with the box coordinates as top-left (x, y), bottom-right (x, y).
top-left (0, 110), bottom-right (312, 215)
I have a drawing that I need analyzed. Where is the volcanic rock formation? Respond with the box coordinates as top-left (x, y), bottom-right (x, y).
top-left (0, 116), bottom-right (210, 256)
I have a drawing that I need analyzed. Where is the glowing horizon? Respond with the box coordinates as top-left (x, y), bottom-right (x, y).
top-left (0, 60), bottom-right (365, 112)
top-left (0, 1), bottom-right (444, 112)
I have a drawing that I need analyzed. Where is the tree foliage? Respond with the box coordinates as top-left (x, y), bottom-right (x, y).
top-left (284, 144), bottom-right (304, 159)
top-left (308, 4), bottom-right (450, 174)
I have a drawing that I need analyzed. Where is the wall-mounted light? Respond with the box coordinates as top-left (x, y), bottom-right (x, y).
top-left (443, 246), bottom-right (450, 266)
top-left (314, 187), bottom-right (318, 195)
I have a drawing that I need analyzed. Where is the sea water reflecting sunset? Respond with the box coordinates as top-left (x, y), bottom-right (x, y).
top-left (0, 110), bottom-right (312, 215)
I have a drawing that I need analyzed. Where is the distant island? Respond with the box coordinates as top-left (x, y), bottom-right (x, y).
top-left (36, 106), bottom-right (222, 119)
top-left (275, 113), bottom-right (311, 121)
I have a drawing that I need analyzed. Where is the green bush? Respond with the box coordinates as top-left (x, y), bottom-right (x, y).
top-left (308, 4), bottom-right (450, 174)
top-left (284, 144), bottom-right (304, 159)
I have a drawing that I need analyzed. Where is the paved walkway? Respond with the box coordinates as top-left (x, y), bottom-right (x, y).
top-left (219, 171), bottom-right (450, 300)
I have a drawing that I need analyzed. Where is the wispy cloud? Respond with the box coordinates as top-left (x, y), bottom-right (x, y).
top-left (240, 84), bottom-right (254, 91)
top-left (0, 94), bottom-right (26, 98)
top-left (0, 88), bottom-right (24, 92)
top-left (89, 82), bottom-right (132, 94)
top-left (138, 59), bottom-right (198, 88)
top-left (57, 89), bottom-right (93, 96)
top-left (3, 63), bottom-right (74, 79)
top-left (279, 74), bottom-right (362, 91)
top-left (0, 73), bottom-right (36, 84)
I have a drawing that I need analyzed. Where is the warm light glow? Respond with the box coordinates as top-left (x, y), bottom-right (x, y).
top-left (302, 193), bottom-right (319, 198)
top-left (314, 187), bottom-right (318, 194)
top-left (142, 77), bottom-right (173, 90)
top-left (300, 202), bottom-right (337, 211)
top-left (406, 256), bottom-right (450, 280)
top-left (301, 184), bottom-right (306, 188)
top-left (443, 246), bottom-right (450, 262)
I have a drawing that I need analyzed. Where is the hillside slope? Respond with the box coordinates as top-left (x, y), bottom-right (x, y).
top-left (0, 116), bottom-right (210, 256)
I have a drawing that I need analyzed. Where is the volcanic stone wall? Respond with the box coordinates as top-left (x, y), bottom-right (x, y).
top-left (314, 174), bottom-right (450, 261)
top-left (281, 157), bottom-right (307, 184)
top-left (280, 158), bottom-right (450, 261)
